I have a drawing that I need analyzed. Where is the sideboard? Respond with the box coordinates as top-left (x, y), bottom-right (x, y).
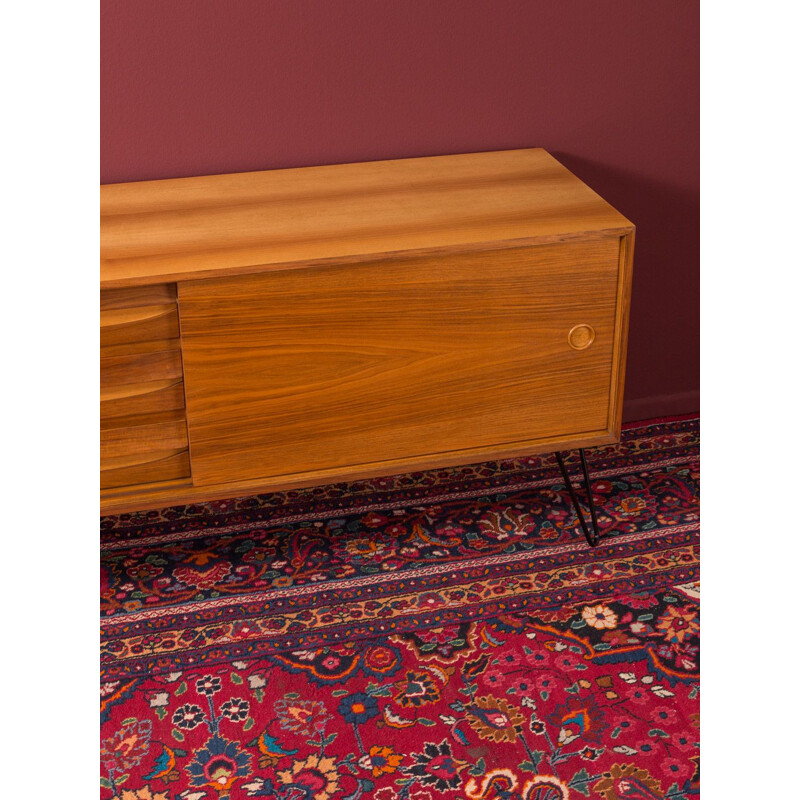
top-left (100, 148), bottom-right (634, 516)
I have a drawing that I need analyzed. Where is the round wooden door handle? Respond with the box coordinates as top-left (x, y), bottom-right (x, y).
top-left (568, 324), bottom-right (595, 350)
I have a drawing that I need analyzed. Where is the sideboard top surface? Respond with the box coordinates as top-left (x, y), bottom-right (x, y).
top-left (100, 148), bottom-right (633, 288)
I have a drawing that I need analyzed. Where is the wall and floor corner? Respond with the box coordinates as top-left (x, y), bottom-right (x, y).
top-left (101, 0), bottom-right (698, 423)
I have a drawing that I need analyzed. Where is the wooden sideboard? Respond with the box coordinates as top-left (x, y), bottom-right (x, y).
top-left (100, 148), bottom-right (634, 514)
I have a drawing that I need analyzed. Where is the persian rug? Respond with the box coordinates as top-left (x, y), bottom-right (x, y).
top-left (100, 415), bottom-right (699, 800)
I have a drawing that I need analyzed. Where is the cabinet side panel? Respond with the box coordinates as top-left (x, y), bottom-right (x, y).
top-left (608, 231), bottom-right (635, 437)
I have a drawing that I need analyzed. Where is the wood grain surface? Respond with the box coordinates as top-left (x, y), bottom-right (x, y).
top-left (98, 428), bottom-right (616, 515)
top-left (100, 379), bottom-right (186, 419)
top-left (607, 231), bottom-right (635, 438)
top-left (101, 149), bottom-right (633, 288)
top-left (99, 150), bottom-right (635, 513)
top-left (100, 343), bottom-right (183, 389)
top-left (100, 449), bottom-right (190, 490)
top-left (101, 410), bottom-right (188, 458)
top-left (100, 284), bottom-right (177, 310)
top-left (100, 410), bottom-right (190, 489)
top-left (179, 238), bottom-right (622, 488)
top-left (100, 281), bottom-right (190, 489)
top-left (100, 304), bottom-right (180, 347)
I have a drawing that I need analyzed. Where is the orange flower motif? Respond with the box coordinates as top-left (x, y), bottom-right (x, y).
top-left (359, 745), bottom-right (404, 777)
top-left (619, 496), bottom-right (648, 514)
top-left (655, 604), bottom-right (699, 643)
top-left (345, 537), bottom-right (386, 557)
top-left (582, 604), bottom-right (619, 630)
top-left (277, 754), bottom-right (340, 800)
top-left (113, 789), bottom-right (169, 800)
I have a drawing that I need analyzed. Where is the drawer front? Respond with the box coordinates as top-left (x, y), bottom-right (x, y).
top-left (100, 449), bottom-right (191, 490)
top-left (101, 284), bottom-right (177, 311)
top-left (100, 346), bottom-right (183, 389)
top-left (101, 378), bottom-right (186, 419)
top-left (101, 285), bottom-right (180, 348)
top-left (101, 411), bottom-right (189, 489)
top-left (100, 304), bottom-right (180, 347)
top-left (179, 239), bottom-right (624, 488)
top-left (101, 410), bottom-right (189, 460)
top-left (100, 283), bottom-right (190, 489)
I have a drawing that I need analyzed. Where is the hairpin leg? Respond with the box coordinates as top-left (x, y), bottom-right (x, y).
top-left (555, 449), bottom-right (603, 547)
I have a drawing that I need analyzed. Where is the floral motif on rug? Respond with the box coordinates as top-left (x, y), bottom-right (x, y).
top-left (101, 416), bottom-right (699, 799)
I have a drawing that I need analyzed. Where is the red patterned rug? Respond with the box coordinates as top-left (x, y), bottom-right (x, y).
top-left (100, 416), bottom-right (699, 800)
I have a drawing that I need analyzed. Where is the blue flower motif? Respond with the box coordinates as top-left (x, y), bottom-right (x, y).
top-left (186, 735), bottom-right (251, 789)
top-left (196, 675), bottom-right (222, 696)
top-left (220, 696), bottom-right (250, 722)
top-left (172, 704), bottom-right (206, 731)
top-left (337, 692), bottom-right (379, 724)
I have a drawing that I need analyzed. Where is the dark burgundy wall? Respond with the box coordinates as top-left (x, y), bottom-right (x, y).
top-left (101, 0), bottom-right (699, 421)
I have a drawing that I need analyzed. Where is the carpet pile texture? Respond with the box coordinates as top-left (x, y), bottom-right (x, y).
top-left (100, 416), bottom-right (699, 800)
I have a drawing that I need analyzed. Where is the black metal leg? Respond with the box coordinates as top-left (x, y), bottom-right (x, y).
top-left (555, 448), bottom-right (603, 547)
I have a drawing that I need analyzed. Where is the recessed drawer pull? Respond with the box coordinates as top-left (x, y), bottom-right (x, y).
top-left (100, 378), bottom-right (182, 403)
top-left (100, 304), bottom-right (175, 329)
top-left (101, 447), bottom-right (188, 472)
top-left (100, 284), bottom-right (177, 311)
top-left (101, 411), bottom-right (189, 489)
top-left (100, 447), bottom-right (190, 490)
top-left (568, 324), bottom-right (596, 350)
top-left (101, 348), bottom-right (183, 389)
top-left (100, 304), bottom-right (180, 347)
